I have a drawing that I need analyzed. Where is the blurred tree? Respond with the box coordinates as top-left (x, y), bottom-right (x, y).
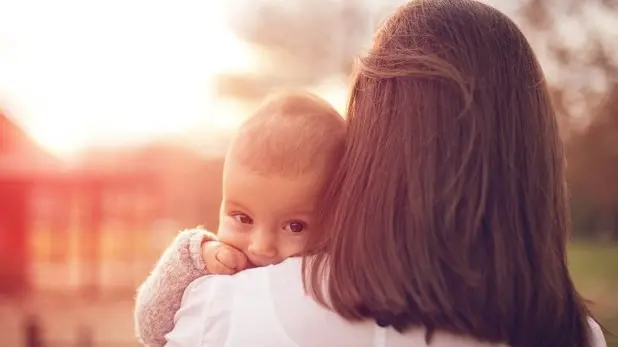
top-left (567, 85), bottom-right (618, 239)
top-left (518, 0), bottom-right (618, 122)
top-left (517, 0), bottom-right (618, 239)
top-left (214, 0), bottom-right (403, 101)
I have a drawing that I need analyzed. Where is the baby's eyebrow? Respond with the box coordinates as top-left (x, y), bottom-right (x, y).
top-left (223, 200), bottom-right (253, 213)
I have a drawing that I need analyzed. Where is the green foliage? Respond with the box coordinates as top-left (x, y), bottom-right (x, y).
top-left (569, 241), bottom-right (618, 346)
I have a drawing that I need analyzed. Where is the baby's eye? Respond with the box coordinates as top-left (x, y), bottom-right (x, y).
top-left (284, 221), bottom-right (307, 233)
top-left (232, 213), bottom-right (253, 225)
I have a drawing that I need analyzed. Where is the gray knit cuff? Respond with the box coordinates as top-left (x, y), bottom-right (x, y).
top-left (187, 229), bottom-right (218, 274)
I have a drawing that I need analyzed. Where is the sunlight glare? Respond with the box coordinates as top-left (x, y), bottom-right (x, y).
top-left (0, 0), bottom-right (256, 156)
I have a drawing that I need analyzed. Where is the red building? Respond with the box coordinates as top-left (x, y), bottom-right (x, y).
top-left (0, 111), bottom-right (161, 297)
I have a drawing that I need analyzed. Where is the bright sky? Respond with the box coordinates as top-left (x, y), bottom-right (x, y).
top-left (0, 0), bottom-right (256, 156)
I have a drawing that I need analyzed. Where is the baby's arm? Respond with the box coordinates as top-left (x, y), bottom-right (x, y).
top-left (134, 228), bottom-right (214, 347)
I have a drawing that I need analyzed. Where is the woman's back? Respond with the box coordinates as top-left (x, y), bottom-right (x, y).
top-left (168, 258), bottom-right (508, 347)
top-left (166, 258), bottom-right (605, 347)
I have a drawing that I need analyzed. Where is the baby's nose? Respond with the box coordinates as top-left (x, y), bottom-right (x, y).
top-left (248, 233), bottom-right (278, 261)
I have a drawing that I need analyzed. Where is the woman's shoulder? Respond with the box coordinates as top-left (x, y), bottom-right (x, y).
top-left (175, 274), bottom-right (237, 325)
top-left (227, 257), bottom-right (303, 287)
top-left (166, 265), bottom-right (282, 346)
top-left (183, 257), bottom-right (302, 303)
top-left (164, 274), bottom-right (238, 345)
top-left (587, 317), bottom-right (608, 347)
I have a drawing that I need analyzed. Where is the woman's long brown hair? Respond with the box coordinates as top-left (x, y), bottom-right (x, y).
top-left (303, 0), bottom-right (594, 346)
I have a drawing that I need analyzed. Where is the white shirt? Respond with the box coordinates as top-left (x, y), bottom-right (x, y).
top-left (164, 257), bottom-right (607, 347)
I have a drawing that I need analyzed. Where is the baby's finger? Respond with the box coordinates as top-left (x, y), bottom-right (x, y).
top-left (216, 247), bottom-right (249, 271)
top-left (203, 242), bottom-right (234, 274)
top-left (207, 259), bottom-right (237, 275)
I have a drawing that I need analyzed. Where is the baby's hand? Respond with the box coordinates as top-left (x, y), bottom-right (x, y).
top-left (202, 241), bottom-right (250, 275)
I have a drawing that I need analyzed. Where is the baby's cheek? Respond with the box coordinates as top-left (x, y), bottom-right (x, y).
top-left (281, 235), bottom-right (308, 258)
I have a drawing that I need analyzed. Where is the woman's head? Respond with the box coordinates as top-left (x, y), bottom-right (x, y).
top-left (304, 0), bottom-right (592, 346)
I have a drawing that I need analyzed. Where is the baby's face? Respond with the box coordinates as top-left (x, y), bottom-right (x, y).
top-left (217, 160), bottom-right (325, 267)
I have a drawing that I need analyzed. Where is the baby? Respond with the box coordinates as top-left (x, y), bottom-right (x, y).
top-left (134, 90), bottom-right (346, 347)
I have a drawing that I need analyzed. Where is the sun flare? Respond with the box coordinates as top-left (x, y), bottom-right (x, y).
top-left (0, 0), bottom-right (256, 156)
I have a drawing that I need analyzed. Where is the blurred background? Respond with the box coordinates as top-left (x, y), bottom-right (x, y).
top-left (0, 0), bottom-right (616, 346)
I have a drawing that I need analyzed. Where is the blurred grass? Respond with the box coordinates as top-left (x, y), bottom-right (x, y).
top-left (569, 241), bottom-right (618, 346)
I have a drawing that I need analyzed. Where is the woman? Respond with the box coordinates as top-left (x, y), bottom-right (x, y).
top-left (165, 0), bottom-right (606, 346)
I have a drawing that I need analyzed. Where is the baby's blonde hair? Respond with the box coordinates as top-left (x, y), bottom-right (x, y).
top-left (227, 90), bottom-right (346, 176)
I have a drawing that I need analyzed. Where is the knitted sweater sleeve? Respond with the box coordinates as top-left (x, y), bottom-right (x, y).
top-left (134, 228), bottom-right (217, 347)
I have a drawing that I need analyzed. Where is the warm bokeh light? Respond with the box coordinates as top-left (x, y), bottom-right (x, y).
top-left (1, 2), bottom-right (617, 347)
top-left (0, 0), bottom-right (255, 156)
